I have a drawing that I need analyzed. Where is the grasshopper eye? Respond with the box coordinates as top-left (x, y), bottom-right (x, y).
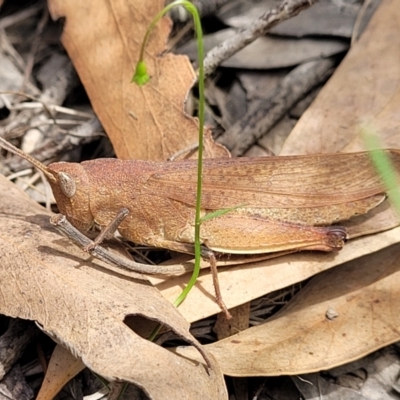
top-left (58, 172), bottom-right (76, 198)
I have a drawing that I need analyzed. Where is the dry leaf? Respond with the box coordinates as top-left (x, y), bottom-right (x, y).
top-left (280, 0), bottom-right (400, 155)
top-left (183, 244), bottom-right (400, 376)
top-left (153, 225), bottom-right (400, 322)
top-left (214, 303), bottom-right (250, 340)
top-left (0, 175), bottom-right (227, 399)
top-left (47, 0), bottom-right (227, 160)
top-left (36, 345), bottom-right (85, 400)
top-left (344, 200), bottom-right (400, 238)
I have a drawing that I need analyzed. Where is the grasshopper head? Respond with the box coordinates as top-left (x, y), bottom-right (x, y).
top-left (0, 136), bottom-right (94, 233)
top-left (47, 162), bottom-right (94, 232)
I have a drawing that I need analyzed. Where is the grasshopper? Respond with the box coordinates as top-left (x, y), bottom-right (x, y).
top-left (0, 136), bottom-right (397, 258)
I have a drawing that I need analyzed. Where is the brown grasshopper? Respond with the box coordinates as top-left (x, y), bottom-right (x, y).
top-left (0, 136), bottom-right (398, 258)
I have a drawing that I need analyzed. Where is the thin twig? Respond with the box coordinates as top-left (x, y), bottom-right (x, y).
top-left (10, 102), bottom-right (94, 118)
top-left (21, 7), bottom-right (49, 91)
top-left (203, 0), bottom-right (319, 76)
top-left (0, 4), bottom-right (42, 30)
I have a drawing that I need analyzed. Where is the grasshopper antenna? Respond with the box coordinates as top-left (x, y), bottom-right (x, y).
top-left (0, 136), bottom-right (57, 183)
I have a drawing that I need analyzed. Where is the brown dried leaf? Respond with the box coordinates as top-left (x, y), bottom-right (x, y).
top-left (280, 0), bottom-right (400, 155)
top-left (47, 0), bottom-right (227, 160)
top-left (36, 345), bottom-right (85, 400)
top-left (0, 176), bottom-right (227, 399)
top-left (152, 225), bottom-right (400, 322)
top-left (177, 244), bottom-right (400, 376)
top-left (344, 200), bottom-right (400, 238)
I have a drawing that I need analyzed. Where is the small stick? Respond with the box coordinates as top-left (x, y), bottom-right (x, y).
top-left (168, 142), bottom-right (199, 161)
top-left (203, 0), bottom-right (318, 76)
top-left (50, 214), bottom-right (191, 276)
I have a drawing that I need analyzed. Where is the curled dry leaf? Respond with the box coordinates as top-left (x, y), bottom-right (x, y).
top-left (175, 243), bottom-right (400, 376)
top-left (0, 175), bottom-right (227, 399)
top-left (280, 0), bottom-right (400, 155)
top-left (47, 0), bottom-right (228, 160)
